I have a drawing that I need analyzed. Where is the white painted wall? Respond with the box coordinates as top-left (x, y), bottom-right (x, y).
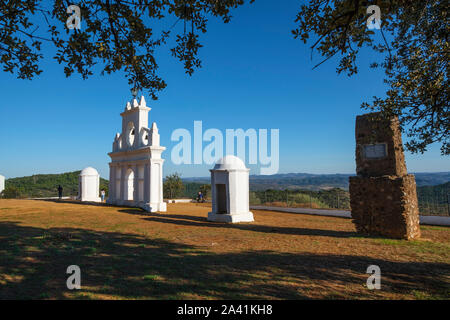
top-left (0, 175), bottom-right (5, 195)
top-left (208, 156), bottom-right (254, 223)
top-left (107, 96), bottom-right (166, 212)
top-left (79, 167), bottom-right (101, 202)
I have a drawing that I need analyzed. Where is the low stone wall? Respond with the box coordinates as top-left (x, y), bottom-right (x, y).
top-left (164, 199), bottom-right (194, 203)
top-left (349, 174), bottom-right (421, 240)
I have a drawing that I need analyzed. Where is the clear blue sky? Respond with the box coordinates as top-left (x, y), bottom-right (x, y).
top-left (0, 0), bottom-right (448, 179)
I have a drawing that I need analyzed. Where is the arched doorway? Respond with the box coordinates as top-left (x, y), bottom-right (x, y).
top-left (125, 168), bottom-right (134, 201)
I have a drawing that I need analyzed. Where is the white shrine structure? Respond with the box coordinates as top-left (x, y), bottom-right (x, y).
top-left (208, 155), bottom-right (254, 223)
top-left (0, 174), bottom-right (4, 195)
top-left (78, 167), bottom-right (101, 202)
top-left (107, 96), bottom-right (167, 212)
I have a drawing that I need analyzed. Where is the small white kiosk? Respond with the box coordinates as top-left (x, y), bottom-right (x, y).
top-left (208, 155), bottom-right (254, 223)
top-left (78, 167), bottom-right (101, 202)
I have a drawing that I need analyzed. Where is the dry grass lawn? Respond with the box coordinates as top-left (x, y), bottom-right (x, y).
top-left (0, 199), bottom-right (449, 300)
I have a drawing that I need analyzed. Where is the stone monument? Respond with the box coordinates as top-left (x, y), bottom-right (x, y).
top-left (208, 155), bottom-right (254, 223)
top-left (349, 112), bottom-right (420, 240)
top-left (78, 167), bottom-right (101, 202)
top-left (107, 96), bottom-right (166, 212)
top-left (0, 175), bottom-right (4, 195)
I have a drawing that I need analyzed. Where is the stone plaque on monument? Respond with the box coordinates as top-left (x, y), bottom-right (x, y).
top-left (363, 143), bottom-right (387, 159)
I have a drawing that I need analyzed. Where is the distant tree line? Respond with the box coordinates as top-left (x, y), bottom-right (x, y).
top-left (1, 171), bottom-right (108, 199)
top-left (2, 171), bottom-right (448, 215)
top-left (250, 188), bottom-right (351, 210)
top-left (416, 182), bottom-right (450, 216)
top-left (249, 184), bottom-right (449, 215)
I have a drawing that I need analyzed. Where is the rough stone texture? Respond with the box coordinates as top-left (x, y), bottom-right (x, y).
top-left (350, 112), bottom-right (420, 240)
top-left (349, 175), bottom-right (421, 240)
top-left (355, 113), bottom-right (407, 177)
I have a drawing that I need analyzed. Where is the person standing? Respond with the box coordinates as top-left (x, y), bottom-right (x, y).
top-left (57, 185), bottom-right (63, 200)
top-left (101, 189), bottom-right (106, 202)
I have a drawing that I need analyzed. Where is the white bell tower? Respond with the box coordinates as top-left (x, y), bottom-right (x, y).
top-left (107, 96), bottom-right (167, 212)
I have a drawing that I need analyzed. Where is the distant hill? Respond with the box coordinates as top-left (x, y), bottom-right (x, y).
top-left (184, 172), bottom-right (450, 190)
top-left (249, 173), bottom-right (351, 190)
top-left (413, 172), bottom-right (450, 187)
top-left (3, 171), bottom-right (448, 199)
top-left (417, 181), bottom-right (450, 194)
top-left (183, 176), bottom-right (449, 215)
top-left (5, 171), bottom-right (109, 198)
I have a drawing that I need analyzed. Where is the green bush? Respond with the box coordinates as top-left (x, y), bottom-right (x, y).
top-left (1, 186), bottom-right (22, 199)
top-left (252, 188), bottom-right (350, 209)
top-left (163, 173), bottom-right (184, 199)
top-left (249, 192), bottom-right (261, 205)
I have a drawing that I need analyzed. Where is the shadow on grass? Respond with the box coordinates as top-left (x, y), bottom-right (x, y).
top-left (122, 211), bottom-right (358, 238)
top-left (34, 199), bottom-right (112, 208)
top-left (1, 221), bottom-right (449, 300)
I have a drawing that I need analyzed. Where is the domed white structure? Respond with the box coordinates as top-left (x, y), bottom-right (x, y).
top-left (208, 155), bottom-right (254, 223)
top-left (81, 167), bottom-right (99, 176)
top-left (0, 174), bottom-right (5, 195)
top-left (107, 96), bottom-right (166, 212)
top-left (213, 155), bottom-right (247, 171)
top-left (78, 167), bottom-right (101, 202)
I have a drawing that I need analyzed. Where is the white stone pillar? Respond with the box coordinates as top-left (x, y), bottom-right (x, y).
top-left (144, 163), bottom-right (150, 203)
top-left (149, 161), bottom-right (158, 205)
top-left (0, 175), bottom-right (5, 195)
top-left (145, 159), bottom-right (166, 212)
top-left (120, 165), bottom-right (126, 203)
top-left (157, 159), bottom-right (166, 211)
top-left (115, 166), bottom-right (122, 202)
top-left (109, 165), bottom-right (116, 202)
top-left (138, 165), bottom-right (144, 202)
top-left (160, 161), bottom-right (164, 204)
top-left (133, 164), bottom-right (139, 204)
